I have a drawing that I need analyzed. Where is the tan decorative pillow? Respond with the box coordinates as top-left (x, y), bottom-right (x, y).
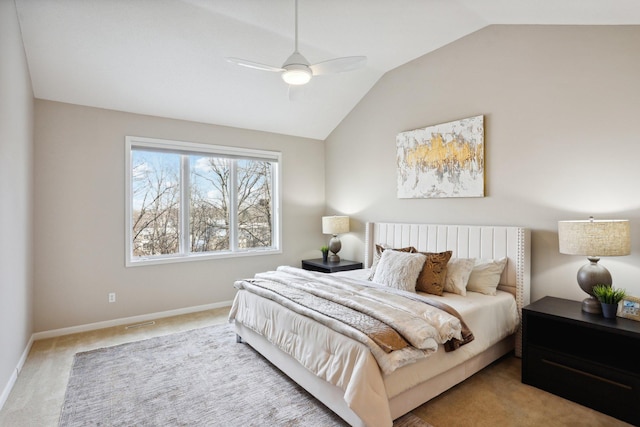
top-left (368, 244), bottom-right (416, 280)
top-left (415, 251), bottom-right (453, 295)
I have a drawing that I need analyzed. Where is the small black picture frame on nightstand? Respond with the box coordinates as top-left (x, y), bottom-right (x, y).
top-left (618, 296), bottom-right (640, 321)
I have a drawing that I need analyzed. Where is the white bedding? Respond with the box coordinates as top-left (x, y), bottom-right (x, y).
top-left (235, 266), bottom-right (471, 373)
top-left (335, 268), bottom-right (519, 398)
top-left (231, 290), bottom-right (390, 426)
top-left (230, 267), bottom-right (519, 427)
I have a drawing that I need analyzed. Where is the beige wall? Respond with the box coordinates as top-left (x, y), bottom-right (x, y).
top-left (0, 0), bottom-right (34, 402)
top-left (326, 25), bottom-right (640, 303)
top-left (33, 101), bottom-right (325, 331)
top-left (14, 23), bottom-right (640, 338)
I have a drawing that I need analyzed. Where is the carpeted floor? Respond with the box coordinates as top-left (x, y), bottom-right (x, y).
top-left (1, 307), bottom-right (630, 427)
top-left (58, 323), bottom-right (429, 427)
top-left (412, 355), bottom-right (631, 427)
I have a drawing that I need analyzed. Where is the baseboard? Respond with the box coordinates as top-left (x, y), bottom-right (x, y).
top-left (32, 301), bottom-right (233, 341)
top-left (0, 334), bottom-right (34, 411)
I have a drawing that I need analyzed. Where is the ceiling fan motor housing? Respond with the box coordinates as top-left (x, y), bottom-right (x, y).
top-left (282, 51), bottom-right (312, 85)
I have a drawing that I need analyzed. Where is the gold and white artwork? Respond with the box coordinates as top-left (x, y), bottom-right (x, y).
top-left (396, 115), bottom-right (484, 198)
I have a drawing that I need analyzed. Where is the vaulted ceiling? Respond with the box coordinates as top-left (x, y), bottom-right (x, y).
top-left (15, 0), bottom-right (640, 140)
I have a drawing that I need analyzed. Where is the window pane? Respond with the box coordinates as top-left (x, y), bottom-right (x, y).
top-left (127, 136), bottom-right (280, 266)
top-left (131, 150), bottom-right (181, 257)
top-left (237, 159), bottom-right (273, 249)
top-left (189, 156), bottom-right (230, 252)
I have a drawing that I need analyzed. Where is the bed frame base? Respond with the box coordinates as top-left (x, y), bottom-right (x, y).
top-left (235, 322), bottom-right (367, 427)
top-left (388, 336), bottom-right (513, 418)
top-left (235, 322), bottom-right (514, 427)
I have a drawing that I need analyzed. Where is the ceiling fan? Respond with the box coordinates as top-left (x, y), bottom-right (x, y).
top-left (226, 0), bottom-right (366, 89)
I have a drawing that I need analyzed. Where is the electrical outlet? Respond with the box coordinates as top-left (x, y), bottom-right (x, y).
top-left (108, 292), bottom-right (116, 303)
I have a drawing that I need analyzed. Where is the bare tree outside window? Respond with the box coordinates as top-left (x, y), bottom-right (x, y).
top-left (131, 150), bottom-right (180, 256)
top-left (128, 139), bottom-right (278, 265)
top-left (238, 159), bottom-right (273, 249)
top-left (190, 156), bottom-right (230, 252)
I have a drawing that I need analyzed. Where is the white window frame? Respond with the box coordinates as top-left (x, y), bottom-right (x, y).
top-left (125, 136), bottom-right (282, 267)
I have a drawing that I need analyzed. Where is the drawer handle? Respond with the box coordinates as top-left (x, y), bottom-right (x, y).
top-left (542, 359), bottom-right (632, 390)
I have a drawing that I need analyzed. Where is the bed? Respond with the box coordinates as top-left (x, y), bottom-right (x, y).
top-left (229, 222), bottom-right (531, 427)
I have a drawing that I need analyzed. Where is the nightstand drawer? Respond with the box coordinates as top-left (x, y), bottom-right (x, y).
top-left (522, 297), bottom-right (640, 425)
top-left (525, 345), bottom-right (640, 424)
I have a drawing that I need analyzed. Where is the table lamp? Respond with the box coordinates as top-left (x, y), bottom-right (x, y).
top-left (558, 217), bottom-right (630, 313)
top-left (322, 216), bottom-right (349, 263)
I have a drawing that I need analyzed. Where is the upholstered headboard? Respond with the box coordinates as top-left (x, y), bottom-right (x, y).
top-left (364, 222), bottom-right (531, 356)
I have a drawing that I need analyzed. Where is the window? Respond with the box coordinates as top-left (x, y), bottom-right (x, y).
top-left (125, 136), bottom-right (280, 266)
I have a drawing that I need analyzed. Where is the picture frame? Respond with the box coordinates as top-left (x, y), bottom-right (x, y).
top-left (396, 115), bottom-right (484, 199)
top-left (617, 295), bottom-right (640, 321)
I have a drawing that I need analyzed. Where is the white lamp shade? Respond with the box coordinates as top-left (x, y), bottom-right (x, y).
top-left (322, 216), bottom-right (349, 235)
top-left (558, 219), bottom-right (630, 256)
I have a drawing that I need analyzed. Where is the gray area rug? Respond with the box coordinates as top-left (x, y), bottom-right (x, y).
top-left (59, 323), bottom-right (431, 426)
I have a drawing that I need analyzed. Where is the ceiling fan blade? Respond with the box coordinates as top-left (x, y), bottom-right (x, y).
top-left (226, 57), bottom-right (283, 73)
top-left (288, 85), bottom-right (305, 102)
top-left (310, 56), bottom-right (367, 75)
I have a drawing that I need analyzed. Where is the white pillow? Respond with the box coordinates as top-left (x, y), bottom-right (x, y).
top-left (443, 258), bottom-right (476, 296)
top-left (368, 244), bottom-right (415, 280)
top-left (467, 257), bottom-right (508, 296)
top-left (371, 250), bottom-right (426, 293)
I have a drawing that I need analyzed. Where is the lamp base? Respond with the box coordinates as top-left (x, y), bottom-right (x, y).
top-left (577, 257), bottom-right (611, 314)
top-left (582, 296), bottom-right (602, 314)
top-left (328, 254), bottom-right (340, 263)
top-left (328, 235), bottom-right (342, 263)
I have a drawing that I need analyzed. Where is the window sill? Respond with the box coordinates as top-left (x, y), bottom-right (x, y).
top-left (126, 248), bottom-right (282, 267)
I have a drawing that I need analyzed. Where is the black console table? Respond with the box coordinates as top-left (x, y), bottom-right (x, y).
top-left (522, 296), bottom-right (640, 425)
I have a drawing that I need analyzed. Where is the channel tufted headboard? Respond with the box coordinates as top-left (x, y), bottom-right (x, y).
top-left (364, 222), bottom-right (531, 356)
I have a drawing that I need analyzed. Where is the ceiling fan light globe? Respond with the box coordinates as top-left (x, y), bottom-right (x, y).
top-left (282, 66), bottom-right (312, 85)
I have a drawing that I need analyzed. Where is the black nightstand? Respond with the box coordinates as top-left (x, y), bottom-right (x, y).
top-left (522, 296), bottom-right (640, 425)
top-left (301, 258), bottom-right (363, 273)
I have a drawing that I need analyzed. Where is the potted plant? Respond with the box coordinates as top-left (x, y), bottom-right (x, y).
top-left (320, 246), bottom-right (329, 263)
top-left (592, 284), bottom-right (626, 319)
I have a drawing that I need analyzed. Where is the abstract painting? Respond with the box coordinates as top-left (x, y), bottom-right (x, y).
top-left (397, 115), bottom-right (484, 198)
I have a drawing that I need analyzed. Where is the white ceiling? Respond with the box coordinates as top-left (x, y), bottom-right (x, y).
top-left (15, 0), bottom-right (640, 140)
